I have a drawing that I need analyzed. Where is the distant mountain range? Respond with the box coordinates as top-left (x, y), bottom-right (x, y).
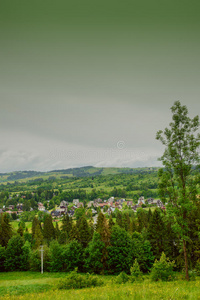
top-left (0, 166), bottom-right (159, 183)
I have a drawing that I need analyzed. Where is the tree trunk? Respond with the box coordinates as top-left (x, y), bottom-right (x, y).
top-left (183, 239), bottom-right (189, 281)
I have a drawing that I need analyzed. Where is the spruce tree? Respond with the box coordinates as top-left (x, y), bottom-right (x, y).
top-left (43, 214), bottom-right (55, 244)
top-left (0, 213), bottom-right (12, 247)
top-left (109, 215), bottom-right (115, 229)
top-left (147, 208), bottom-right (166, 260)
top-left (34, 223), bottom-right (43, 249)
top-left (61, 214), bottom-right (72, 238)
top-left (77, 216), bottom-right (91, 248)
top-left (69, 224), bottom-right (79, 241)
top-left (55, 222), bottom-right (60, 240)
top-left (17, 225), bottom-right (24, 237)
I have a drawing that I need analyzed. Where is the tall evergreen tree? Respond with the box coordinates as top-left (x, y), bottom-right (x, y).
top-left (43, 215), bottom-right (55, 243)
top-left (77, 216), bottom-right (91, 248)
top-left (147, 208), bottom-right (166, 260)
top-left (34, 223), bottom-right (43, 249)
top-left (61, 214), bottom-right (72, 238)
top-left (108, 215), bottom-right (115, 229)
top-left (137, 208), bottom-right (148, 232)
top-left (0, 213), bottom-right (12, 247)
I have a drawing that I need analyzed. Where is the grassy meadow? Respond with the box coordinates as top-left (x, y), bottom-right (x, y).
top-left (0, 272), bottom-right (200, 300)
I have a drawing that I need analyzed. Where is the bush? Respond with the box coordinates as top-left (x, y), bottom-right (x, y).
top-left (57, 269), bottom-right (104, 290)
top-left (115, 271), bottom-right (130, 284)
top-left (130, 259), bottom-right (143, 282)
top-left (0, 245), bottom-right (6, 272)
top-left (29, 246), bottom-right (50, 272)
top-left (195, 260), bottom-right (200, 276)
top-left (150, 252), bottom-right (175, 282)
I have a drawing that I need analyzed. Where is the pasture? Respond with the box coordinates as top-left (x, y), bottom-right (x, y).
top-left (0, 272), bottom-right (200, 300)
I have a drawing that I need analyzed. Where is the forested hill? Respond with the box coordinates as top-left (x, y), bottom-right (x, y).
top-left (0, 166), bottom-right (159, 183)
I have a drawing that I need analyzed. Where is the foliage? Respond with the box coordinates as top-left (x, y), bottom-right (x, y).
top-left (29, 245), bottom-right (50, 272)
top-left (131, 231), bottom-right (154, 273)
top-left (49, 241), bottom-right (64, 272)
top-left (0, 213), bottom-right (12, 247)
top-left (84, 232), bottom-right (105, 274)
top-left (156, 101), bottom-right (200, 280)
top-left (115, 271), bottom-right (130, 284)
top-left (150, 252), bottom-right (175, 282)
top-left (5, 235), bottom-right (30, 271)
top-left (130, 259), bottom-right (143, 281)
top-left (57, 269), bottom-right (104, 290)
top-left (0, 245), bottom-right (6, 271)
top-left (43, 215), bottom-right (55, 244)
top-left (107, 225), bottom-right (132, 274)
top-left (62, 241), bottom-right (83, 272)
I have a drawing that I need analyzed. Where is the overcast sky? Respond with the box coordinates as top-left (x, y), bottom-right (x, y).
top-left (0, 0), bottom-right (200, 172)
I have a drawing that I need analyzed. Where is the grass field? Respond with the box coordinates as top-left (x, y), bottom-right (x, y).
top-left (0, 272), bottom-right (200, 300)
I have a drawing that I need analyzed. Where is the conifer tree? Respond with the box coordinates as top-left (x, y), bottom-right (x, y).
top-left (137, 208), bottom-right (148, 232)
top-left (0, 213), bottom-right (12, 247)
top-left (34, 223), bottom-right (43, 249)
top-left (96, 212), bottom-right (110, 246)
top-left (122, 213), bottom-right (131, 231)
top-left (43, 214), bottom-right (55, 243)
top-left (77, 216), bottom-right (91, 248)
top-left (130, 218), bottom-right (137, 233)
top-left (147, 208), bottom-right (166, 260)
top-left (116, 211), bottom-right (123, 228)
top-left (17, 225), bottom-right (24, 237)
top-left (61, 214), bottom-right (72, 238)
top-left (69, 223), bottom-right (79, 241)
top-left (55, 222), bottom-right (60, 240)
top-left (31, 216), bottom-right (41, 239)
top-left (108, 215), bottom-right (115, 229)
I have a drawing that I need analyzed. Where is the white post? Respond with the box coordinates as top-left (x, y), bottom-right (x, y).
top-left (40, 245), bottom-right (44, 274)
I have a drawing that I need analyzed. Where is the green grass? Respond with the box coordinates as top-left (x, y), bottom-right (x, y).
top-left (11, 221), bottom-right (32, 232)
top-left (0, 272), bottom-right (200, 299)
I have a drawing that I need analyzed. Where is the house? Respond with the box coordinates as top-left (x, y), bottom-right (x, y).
top-left (148, 199), bottom-right (163, 207)
top-left (68, 210), bottom-right (75, 217)
top-left (51, 210), bottom-right (61, 218)
top-left (107, 207), bottom-right (115, 215)
top-left (8, 205), bottom-right (15, 210)
top-left (147, 198), bottom-right (154, 204)
top-left (138, 196), bottom-right (145, 205)
top-left (73, 199), bottom-right (79, 205)
top-left (77, 202), bottom-right (84, 208)
top-left (94, 198), bottom-right (102, 203)
top-left (127, 201), bottom-right (133, 206)
top-left (98, 203), bottom-right (108, 208)
top-left (118, 198), bottom-right (125, 204)
top-left (38, 202), bottom-right (45, 211)
top-left (156, 200), bottom-right (163, 207)
top-left (108, 197), bottom-right (114, 203)
top-left (87, 201), bottom-right (94, 208)
top-left (17, 203), bottom-right (23, 210)
top-left (132, 204), bottom-right (138, 212)
top-left (60, 200), bottom-right (68, 208)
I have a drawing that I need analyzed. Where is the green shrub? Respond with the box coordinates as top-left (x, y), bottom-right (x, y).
top-left (195, 260), bottom-right (200, 276)
top-left (186, 270), bottom-right (196, 281)
top-left (57, 269), bottom-right (104, 290)
top-left (130, 259), bottom-right (143, 282)
top-left (115, 271), bottom-right (130, 284)
top-left (150, 252), bottom-right (175, 282)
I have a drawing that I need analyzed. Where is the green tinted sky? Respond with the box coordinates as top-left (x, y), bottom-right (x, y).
top-left (0, 0), bottom-right (200, 171)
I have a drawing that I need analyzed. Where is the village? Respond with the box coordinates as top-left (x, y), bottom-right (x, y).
top-left (0, 195), bottom-right (165, 221)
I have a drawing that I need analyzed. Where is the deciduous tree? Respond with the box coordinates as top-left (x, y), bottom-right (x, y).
top-left (156, 101), bottom-right (200, 280)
